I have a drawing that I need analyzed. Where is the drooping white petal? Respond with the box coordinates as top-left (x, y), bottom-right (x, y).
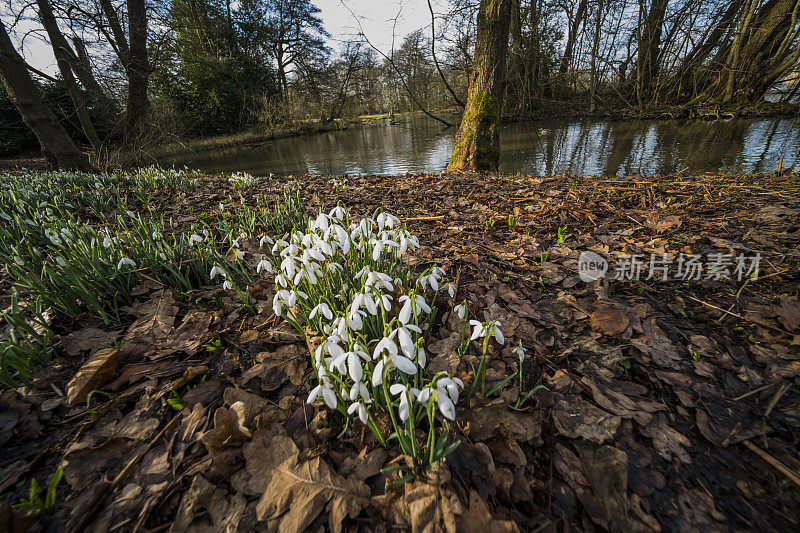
top-left (371, 359), bottom-right (385, 386)
top-left (347, 351), bottom-right (363, 382)
top-left (322, 387), bottom-right (338, 409)
top-left (391, 354), bottom-right (417, 375)
top-left (437, 394), bottom-right (456, 420)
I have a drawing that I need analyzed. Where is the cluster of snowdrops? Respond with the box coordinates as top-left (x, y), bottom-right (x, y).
top-left (222, 206), bottom-right (509, 476)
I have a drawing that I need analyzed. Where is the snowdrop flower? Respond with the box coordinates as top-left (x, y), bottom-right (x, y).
top-left (308, 377), bottom-right (337, 409)
top-left (188, 234), bottom-right (203, 246)
top-left (259, 235), bottom-right (274, 247)
top-left (152, 231), bottom-right (162, 240)
top-left (210, 265), bottom-right (226, 279)
top-left (373, 336), bottom-right (397, 360)
top-left (103, 236), bottom-right (112, 248)
top-left (366, 271), bottom-right (393, 292)
top-left (379, 293), bottom-right (393, 312)
top-left (393, 325), bottom-right (415, 358)
top-left (13, 256), bottom-right (24, 266)
top-left (512, 343), bottom-right (526, 359)
top-left (488, 321), bottom-right (504, 344)
top-left (234, 250), bottom-right (244, 260)
top-left (272, 292), bottom-right (284, 317)
top-left (376, 212), bottom-right (400, 229)
top-left (117, 257), bottom-right (136, 269)
top-left (445, 282), bottom-right (456, 298)
top-left (309, 303), bottom-right (333, 321)
top-left (329, 205), bottom-right (345, 221)
top-left (56, 256), bottom-right (67, 267)
top-left (222, 280), bottom-right (234, 290)
top-left (470, 320), bottom-right (504, 344)
top-left (415, 294), bottom-right (432, 314)
top-left (390, 383), bottom-right (419, 421)
top-left (256, 257), bottom-right (273, 274)
top-left (417, 386), bottom-right (456, 421)
top-left (314, 212), bottom-right (330, 232)
top-left (436, 377), bottom-right (463, 405)
top-left (126, 210), bottom-right (136, 218)
top-left (61, 228), bottom-right (74, 240)
top-left (232, 237), bottom-right (240, 248)
top-left (345, 350), bottom-right (366, 382)
top-left (347, 401), bottom-right (369, 425)
top-left (398, 295), bottom-right (414, 324)
top-left (455, 302), bottom-right (467, 320)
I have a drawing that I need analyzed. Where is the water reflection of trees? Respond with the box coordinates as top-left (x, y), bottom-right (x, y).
top-left (176, 116), bottom-right (799, 177)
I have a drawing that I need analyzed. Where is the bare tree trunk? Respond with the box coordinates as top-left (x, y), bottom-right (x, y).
top-left (509, 0), bottom-right (531, 110)
top-left (635, 0), bottom-right (668, 108)
top-left (672, 0), bottom-right (746, 99)
top-left (560, 0), bottom-right (588, 74)
top-left (99, 0), bottom-right (130, 60)
top-left (72, 36), bottom-right (118, 123)
top-left (448, 0), bottom-right (513, 171)
top-left (0, 20), bottom-right (89, 170)
top-left (36, 0), bottom-right (101, 151)
top-left (589, 0), bottom-right (605, 112)
top-left (724, 0), bottom-right (758, 101)
top-left (126, 0), bottom-right (149, 138)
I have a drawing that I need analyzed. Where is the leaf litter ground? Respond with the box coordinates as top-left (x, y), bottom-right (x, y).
top-left (2, 170), bottom-right (800, 532)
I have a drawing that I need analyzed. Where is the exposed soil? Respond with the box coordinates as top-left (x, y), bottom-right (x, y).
top-left (2, 170), bottom-right (799, 532)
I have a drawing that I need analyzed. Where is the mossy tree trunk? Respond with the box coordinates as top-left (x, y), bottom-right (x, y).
top-left (0, 20), bottom-right (89, 171)
top-left (447, 0), bottom-right (513, 172)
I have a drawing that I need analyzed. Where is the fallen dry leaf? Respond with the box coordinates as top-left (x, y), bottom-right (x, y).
top-left (256, 455), bottom-right (369, 533)
top-left (553, 396), bottom-right (621, 444)
top-left (645, 214), bottom-right (681, 233)
top-left (456, 489), bottom-right (519, 532)
top-left (590, 303), bottom-right (630, 336)
top-left (61, 327), bottom-right (118, 356)
top-left (200, 402), bottom-right (252, 455)
top-left (65, 348), bottom-right (118, 406)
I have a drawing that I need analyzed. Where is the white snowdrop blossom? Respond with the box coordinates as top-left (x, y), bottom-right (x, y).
top-left (117, 257), bottom-right (136, 269)
top-left (470, 319), bottom-right (504, 344)
top-left (210, 265), bottom-right (226, 279)
top-left (222, 280), bottom-right (234, 290)
top-left (455, 302), bottom-right (467, 320)
top-left (390, 383), bottom-right (419, 421)
top-left (512, 343), bottom-right (526, 359)
top-left (310, 302), bottom-right (333, 320)
top-left (256, 257), bottom-right (273, 274)
top-left (188, 234), bottom-right (203, 246)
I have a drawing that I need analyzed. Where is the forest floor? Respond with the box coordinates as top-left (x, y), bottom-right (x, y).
top-left (2, 169), bottom-right (800, 532)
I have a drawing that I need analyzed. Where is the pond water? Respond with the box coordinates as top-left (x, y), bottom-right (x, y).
top-left (166, 115), bottom-right (800, 177)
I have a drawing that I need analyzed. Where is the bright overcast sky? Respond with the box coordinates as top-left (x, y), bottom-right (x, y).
top-left (9, 0), bottom-right (444, 74)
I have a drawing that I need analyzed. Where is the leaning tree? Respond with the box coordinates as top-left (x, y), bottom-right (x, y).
top-left (0, 19), bottom-right (89, 170)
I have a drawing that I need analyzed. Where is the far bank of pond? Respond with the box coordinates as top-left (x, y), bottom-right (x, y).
top-left (162, 114), bottom-right (800, 177)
